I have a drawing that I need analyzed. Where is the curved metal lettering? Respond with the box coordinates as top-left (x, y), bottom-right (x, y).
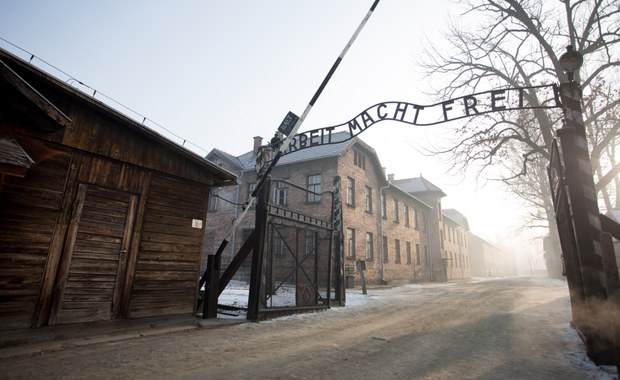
top-left (283, 84), bottom-right (560, 155)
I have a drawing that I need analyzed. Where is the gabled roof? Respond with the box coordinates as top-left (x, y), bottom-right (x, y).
top-left (0, 47), bottom-right (236, 186)
top-left (443, 208), bottom-right (470, 231)
top-left (392, 176), bottom-right (446, 198)
top-left (387, 183), bottom-right (432, 209)
top-left (231, 132), bottom-right (386, 186)
top-left (278, 131), bottom-right (354, 166)
top-left (206, 148), bottom-right (244, 173)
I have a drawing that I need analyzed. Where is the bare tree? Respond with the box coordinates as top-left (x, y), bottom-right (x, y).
top-left (420, 0), bottom-right (620, 275)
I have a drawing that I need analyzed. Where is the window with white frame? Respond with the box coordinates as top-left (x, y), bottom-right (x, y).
top-left (346, 177), bottom-right (355, 206)
top-left (393, 199), bottom-right (399, 223)
top-left (307, 175), bottom-right (321, 202)
top-left (381, 193), bottom-right (386, 218)
top-left (365, 186), bottom-right (372, 213)
top-left (208, 187), bottom-right (219, 212)
top-left (395, 239), bottom-right (401, 263)
top-left (305, 230), bottom-right (317, 256)
top-left (274, 234), bottom-right (286, 258)
top-left (365, 232), bottom-right (373, 259)
top-left (406, 241), bottom-right (412, 264)
top-left (347, 228), bottom-right (355, 257)
top-left (416, 243), bottom-right (421, 265)
top-left (273, 181), bottom-right (288, 206)
top-left (404, 204), bottom-right (410, 226)
top-left (382, 236), bottom-right (388, 263)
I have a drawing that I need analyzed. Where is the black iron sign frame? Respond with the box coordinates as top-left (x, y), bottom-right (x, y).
top-left (282, 84), bottom-right (560, 155)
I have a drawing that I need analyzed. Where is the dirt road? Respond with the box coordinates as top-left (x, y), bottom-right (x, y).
top-left (1, 277), bottom-right (613, 379)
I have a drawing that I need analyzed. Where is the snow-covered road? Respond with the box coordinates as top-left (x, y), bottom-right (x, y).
top-left (1, 277), bottom-right (616, 379)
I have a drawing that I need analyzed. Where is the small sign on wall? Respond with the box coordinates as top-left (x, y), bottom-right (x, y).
top-left (192, 219), bottom-right (203, 229)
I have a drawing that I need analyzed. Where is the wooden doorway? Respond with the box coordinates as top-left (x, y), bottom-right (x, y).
top-left (49, 184), bottom-right (137, 325)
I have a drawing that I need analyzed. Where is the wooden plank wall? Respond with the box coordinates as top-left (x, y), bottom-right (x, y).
top-left (129, 174), bottom-right (208, 318)
top-left (0, 147), bottom-right (71, 330)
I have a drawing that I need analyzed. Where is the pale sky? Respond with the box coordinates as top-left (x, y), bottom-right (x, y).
top-left (0, 0), bottom-right (543, 262)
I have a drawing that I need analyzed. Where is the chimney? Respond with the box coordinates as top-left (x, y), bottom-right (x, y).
top-left (388, 173), bottom-right (395, 183)
top-left (253, 136), bottom-right (263, 157)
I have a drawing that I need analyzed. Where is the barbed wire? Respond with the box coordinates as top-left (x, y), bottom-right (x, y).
top-left (0, 36), bottom-right (210, 156)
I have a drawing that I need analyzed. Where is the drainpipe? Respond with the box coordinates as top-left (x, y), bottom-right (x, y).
top-left (379, 183), bottom-right (389, 284)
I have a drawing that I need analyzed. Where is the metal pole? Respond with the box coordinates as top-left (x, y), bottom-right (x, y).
top-left (247, 177), bottom-right (269, 321)
top-left (210, 0), bottom-right (382, 260)
top-left (556, 45), bottom-right (611, 364)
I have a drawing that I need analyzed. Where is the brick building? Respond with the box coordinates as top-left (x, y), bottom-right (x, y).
top-left (203, 132), bottom-right (466, 286)
top-left (442, 209), bottom-right (472, 280)
top-left (468, 233), bottom-right (515, 277)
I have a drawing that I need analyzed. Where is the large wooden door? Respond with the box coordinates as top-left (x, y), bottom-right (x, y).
top-left (49, 184), bottom-right (137, 325)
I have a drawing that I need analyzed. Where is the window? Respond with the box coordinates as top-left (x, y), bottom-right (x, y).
top-left (382, 236), bottom-right (388, 263)
top-left (274, 235), bottom-right (286, 258)
top-left (208, 187), bottom-right (219, 212)
top-left (424, 245), bottom-right (429, 265)
top-left (406, 242), bottom-right (412, 264)
top-left (395, 239), bottom-right (401, 264)
top-left (365, 232), bottom-right (373, 259)
top-left (354, 150), bottom-right (366, 169)
top-left (347, 228), bottom-right (355, 257)
top-left (414, 209), bottom-right (419, 230)
top-left (440, 229), bottom-right (444, 248)
top-left (416, 243), bottom-right (421, 265)
top-left (404, 204), bottom-right (410, 226)
top-left (248, 183), bottom-right (257, 208)
top-left (346, 177), bottom-right (355, 206)
top-left (273, 181), bottom-right (288, 206)
top-left (365, 186), bottom-right (372, 213)
top-left (381, 193), bottom-right (386, 218)
top-left (307, 175), bottom-right (321, 202)
top-left (305, 230), bottom-right (317, 256)
top-left (393, 199), bottom-right (399, 223)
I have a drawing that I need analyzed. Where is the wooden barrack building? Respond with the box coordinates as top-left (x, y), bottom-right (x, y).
top-left (0, 48), bottom-right (236, 329)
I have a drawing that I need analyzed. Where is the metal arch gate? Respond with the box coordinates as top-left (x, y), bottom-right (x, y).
top-left (248, 178), bottom-right (340, 320)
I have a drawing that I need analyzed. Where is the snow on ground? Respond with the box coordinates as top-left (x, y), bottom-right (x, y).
top-left (216, 278), bottom-right (618, 378)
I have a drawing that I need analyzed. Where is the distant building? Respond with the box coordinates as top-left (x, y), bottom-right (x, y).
top-left (204, 132), bottom-right (458, 286)
top-left (468, 233), bottom-right (516, 277)
top-left (442, 209), bottom-right (471, 281)
top-left (204, 132), bottom-right (476, 286)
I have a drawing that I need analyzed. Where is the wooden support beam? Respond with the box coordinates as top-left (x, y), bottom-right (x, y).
top-left (0, 58), bottom-right (71, 129)
top-left (218, 229), bottom-right (257, 295)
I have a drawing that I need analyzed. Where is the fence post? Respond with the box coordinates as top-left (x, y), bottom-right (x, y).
top-left (247, 177), bottom-right (269, 321)
top-left (556, 62), bottom-right (612, 362)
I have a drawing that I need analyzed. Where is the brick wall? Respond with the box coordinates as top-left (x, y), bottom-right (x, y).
top-left (442, 218), bottom-right (471, 280)
top-left (203, 138), bottom-right (446, 288)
